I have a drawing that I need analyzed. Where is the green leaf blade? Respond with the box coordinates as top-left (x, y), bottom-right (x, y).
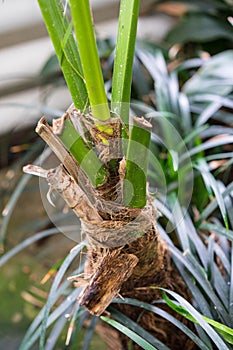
top-left (124, 117), bottom-right (152, 208)
top-left (69, 0), bottom-right (110, 121)
top-left (101, 316), bottom-right (158, 350)
top-left (111, 0), bottom-right (140, 127)
top-left (38, 0), bottom-right (88, 110)
top-left (162, 291), bottom-right (233, 345)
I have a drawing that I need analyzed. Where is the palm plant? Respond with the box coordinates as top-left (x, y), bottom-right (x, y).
top-left (1, 1), bottom-right (233, 349)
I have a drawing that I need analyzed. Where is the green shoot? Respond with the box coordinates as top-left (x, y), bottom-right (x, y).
top-left (59, 118), bottom-right (108, 187)
top-left (111, 0), bottom-right (140, 128)
top-left (124, 117), bottom-right (152, 208)
top-left (162, 291), bottom-right (233, 345)
top-left (38, 0), bottom-right (88, 110)
top-left (69, 0), bottom-right (110, 121)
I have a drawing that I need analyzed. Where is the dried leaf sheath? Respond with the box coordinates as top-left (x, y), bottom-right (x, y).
top-left (35, 115), bottom-right (105, 207)
top-left (23, 164), bottom-right (101, 224)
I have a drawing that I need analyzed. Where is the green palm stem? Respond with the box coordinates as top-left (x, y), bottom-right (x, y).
top-left (69, 0), bottom-right (110, 123)
top-left (124, 117), bottom-right (152, 208)
top-left (38, 0), bottom-right (110, 186)
top-left (58, 118), bottom-right (108, 187)
top-left (38, 0), bottom-right (88, 110)
top-left (111, 0), bottom-right (140, 138)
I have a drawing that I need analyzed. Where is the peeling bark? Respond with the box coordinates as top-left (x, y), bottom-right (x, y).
top-left (79, 250), bottom-right (138, 315)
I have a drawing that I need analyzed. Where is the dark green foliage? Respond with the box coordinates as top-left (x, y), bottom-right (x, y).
top-left (155, 0), bottom-right (233, 54)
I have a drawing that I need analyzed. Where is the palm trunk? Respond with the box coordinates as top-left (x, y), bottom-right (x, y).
top-left (80, 207), bottom-right (196, 349)
top-left (25, 105), bottom-right (196, 349)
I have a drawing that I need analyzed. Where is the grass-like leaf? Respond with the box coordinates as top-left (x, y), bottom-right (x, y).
top-left (175, 57), bottom-right (204, 72)
top-left (183, 51), bottom-right (233, 97)
top-left (20, 287), bottom-right (81, 350)
top-left (200, 126), bottom-right (233, 139)
top-left (200, 222), bottom-right (233, 242)
top-left (0, 226), bottom-right (76, 267)
top-left (198, 182), bottom-right (233, 223)
top-left (162, 242), bottom-right (230, 324)
top-left (163, 292), bottom-right (233, 344)
top-left (113, 298), bottom-right (210, 350)
top-left (20, 283), bottom-right (69, 348)
top-left (195, 158), bottom-right (228, 229)
top-left (20, 261), bottom-right (85, 350)
top-left (213, 243), bottom-right (231, 276)
top-left (82, 316), bottom-right (99, 350)
top-left (189, 94), bottom-right (233, 110)
top-left (195, 101), bottom-right (223, 127)
top-left (44, 315), bottom-right (67, 350)
top-left (41, 257), bottom-right (66, 285)
top-left (205, 231), bottom-right (229, 309)
top-left (0, 173), bottom-right (31, 250)
top-left (159, 223), bottom-right (229, 323)
top-left (39, 241), bottom-right (86, 349)
top-left (109, 307), bottom-right (170, 350)
top-left (101, 316), bottom-right (158, 350)
top-left (161, 289), bottom-right (232, 348)
top-left (167, 194), bottom-right (190, 251)
top-left (184, 213), bottom-right (208, 269)
top-left (0, 147), bottom-right (52, 249)
top-left (230, 245), bottom-right (233, 321)
top-left (181, 135), bottom-right (233, 162)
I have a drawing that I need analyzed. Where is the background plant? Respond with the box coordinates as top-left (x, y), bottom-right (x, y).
top-left (150, 0), bottom-right (233, 56)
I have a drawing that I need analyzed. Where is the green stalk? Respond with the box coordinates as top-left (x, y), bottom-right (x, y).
top-left (59, 119), bottom-right (108, 187)
top-left (111, 0), bottom-right (140, 128)
top-left (69, 0), bottom-right (110, 121)
top-left (38, 0), bottom-right (88, 110)
top-left (124, 117), bottom-right (152, 208)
